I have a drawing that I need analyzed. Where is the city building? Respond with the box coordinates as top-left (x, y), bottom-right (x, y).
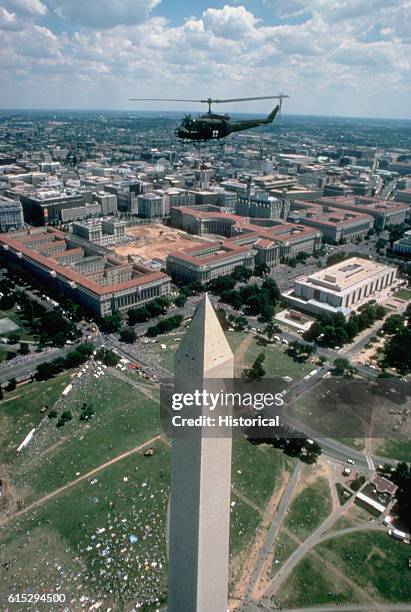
top-left (93, 191), bottom-right (118, 215)
top-left (283, 257), bottom-right (397, 318)
top-left (20, 188), bottom-right (92, 225)
top-left (290, 201), bottom-right (373, 243)
top-left (393, 230), bottom-right (411, 256)
top-left (167, 206), bottom-right (321, 282)
top-left (137, 192), bottom-right (164, 218)
top-left (168, 294), bottom-right (233, 612)
top-left (0, 227), bottom-right (171, 317)
top-left (315, 196), bottom-right (408, 229)
top-left (71, 219), bottom-right (126, 246)
top-left (0, 196), bottom-right (24, 231)
top-left (394, 188), bottom-right (411, 205)
top-left (236, 190), bottom-right (290, 219)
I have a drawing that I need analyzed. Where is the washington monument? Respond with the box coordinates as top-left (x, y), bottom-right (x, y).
top-left (167, 294), bottom-right (234, 612)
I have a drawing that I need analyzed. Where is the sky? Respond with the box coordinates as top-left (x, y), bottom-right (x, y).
top-left (0, 0), bottom-right (410, 118)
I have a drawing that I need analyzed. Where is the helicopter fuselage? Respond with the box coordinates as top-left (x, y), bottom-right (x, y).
top-left (175, 105), bottom-right (281, 141)
top-left (176, 113), bottom-right (232, 141)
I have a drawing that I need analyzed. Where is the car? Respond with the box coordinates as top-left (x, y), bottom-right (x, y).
top-left (347, 458), bottom-right (355, 465)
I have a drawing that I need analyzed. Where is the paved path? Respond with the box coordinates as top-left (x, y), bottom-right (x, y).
top-left (242, 462), bottom-right (303, 606)
top-left (260, 484), bottom-right (366, 602)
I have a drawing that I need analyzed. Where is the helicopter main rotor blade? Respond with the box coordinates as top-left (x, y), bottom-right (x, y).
top-left (129, 98), bottom-right (203, 103)
top-left (207, 95), bottom-right (289, 104)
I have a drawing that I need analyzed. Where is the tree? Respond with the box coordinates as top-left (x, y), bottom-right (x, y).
top-left (382, 314), bottom-right (404, 335)
top-left (259, 303), bottom-right (275, 322)
top-left (303, 440), bottom-right (322, 464)
top-left (128, 305), bottom-right (150, 324)
top-left (101, 311), bottom-right (122, 333)
top-left (287, 341), bottom-right (316, 363)
top-left (391, 462), bottom-right (411, 531)
top-left (174, 293), bottom-right (187, 308)
top-left (264, 320), bottom-right (281, 342)
top-left (95, 348), bottom-right (119, 367)
top-left (207, 275), bottom-right (236, 295)
top-left (242, 353), bottom-right (266, 381)
top-left (232, 266), bottom-right (252, 282)
top-left (119, 327), bottom-right (137, 343)
top-left (332, 357), bottom-right (357, 378)
top-left (376, 237), bottom-right (387, 253)
top-left (56, 410), bottom-right (73, 428)
top-left (384, 328), bottom-right (411, 373)
top-left (254, 263), bottom-right (269, 277)
top-left (6, 378), bottom-right (16, 392)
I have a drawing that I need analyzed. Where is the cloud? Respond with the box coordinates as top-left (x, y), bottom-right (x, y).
top-left (3, 0), bottom-right (47, 16)
top-left (0, 6), bottom-right (20, 29)
top-left (201, 5), bottom-right (260, 39)
top-left (48, 0), bottom-right (160, 28)
top-left (0, 1), bottom-right (410, 117)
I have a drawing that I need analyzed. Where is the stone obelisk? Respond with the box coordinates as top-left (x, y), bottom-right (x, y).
top-left (167, 294), bottom-right (234, 612)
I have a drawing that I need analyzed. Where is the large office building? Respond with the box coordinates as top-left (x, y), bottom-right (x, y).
top-left (393, 230), bottom-right (411, 256)
top-left (0, 196), bottom-right (24, 231)
top-left (315, 196), bottom-right (408, 230)
top-left (20, 189), bottom-right (94, 225)
top-left (0, 227), bottom-right (171, 317)
top-left (284, 257), bottom-right (397, 318)
top-left (236, 190), bottom-right (290, 220)
top-left (167, 206), bottom-right (322, 282)
top-left (71, 218), bottom-right (126, 246)
top-left (290, 201), bottom-right (373, 243)
top-left (137, 192), bottom-right (165, 219)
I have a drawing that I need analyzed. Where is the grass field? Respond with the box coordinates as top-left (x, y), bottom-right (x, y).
top-left (0, 305), bottom-right (36, 342)
top-left (394, 288), bottom-right (411, 301)
top-left (0, 370), bottom-right (76, 464)
top-left (0, 440), bottom-right (170, 610)
top-left (275, 553), bottom-right (356, 608)
top-left (315, 531), bottom-right (411, 603)
top-left (140, 329), bottom-right (314, 380)
top-left (10, 372), bottom-right (161, 503)
top-left (373, 438), bottom-right (411, 462)
top-left (232, 439), bottom-right (296, 509)
top-left (272, 527), bottom-right (299, 572)
top-left (285, 475), bottom-right (332, 540)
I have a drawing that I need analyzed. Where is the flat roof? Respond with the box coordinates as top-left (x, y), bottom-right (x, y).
top-left (298, 257), bottom-right (395, 294)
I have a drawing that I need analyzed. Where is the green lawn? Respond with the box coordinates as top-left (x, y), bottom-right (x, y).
top-left (285, 475), bottom-right (332, 540)
top-left (394, 288), bottom-right (411, 301)
top-left (0, 440), bottom-right (170, 611)
top-left (229, 493), bottom-right (261, 558)
top-left (374, 438), bottom-right (411, 462)
top-left (11, 373), bottom-right (160, 503)
top-left (275, 553), bottom-right (356, 608)
top-left (272, 527), bottom-right (299, 572)
top-left (0, 305), bottom-right (37, 342)
top-left (139, 329), bottom-right (314, 381)
top-left (232, 439), bottom-right (296, 509)
top-left (315, 531), bottom-right (411, 603)
top-left (0, 370), bottom-right (76, 464)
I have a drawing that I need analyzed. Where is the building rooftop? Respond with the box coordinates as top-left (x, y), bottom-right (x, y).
top-left (301, 257), bottom-right (395, 294)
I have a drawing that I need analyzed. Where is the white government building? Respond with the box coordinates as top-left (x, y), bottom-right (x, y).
top-left (284, 257), bottom-right (397, 318)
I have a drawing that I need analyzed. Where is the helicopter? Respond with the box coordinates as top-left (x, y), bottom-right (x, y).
top-left (129, 94), bottom-right (289, 141)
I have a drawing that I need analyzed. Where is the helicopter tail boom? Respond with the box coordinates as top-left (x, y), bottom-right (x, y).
top-left (229, 104), bottom-right (281, 133)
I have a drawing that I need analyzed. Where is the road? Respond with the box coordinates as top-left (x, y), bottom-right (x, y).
top-left (0, 347), bottom-right (68, 384)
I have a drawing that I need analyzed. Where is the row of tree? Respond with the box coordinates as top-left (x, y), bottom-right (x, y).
top-left (304, 302), bottom-right (386, 348)
top-left (35, 343), bottom-right (94, 381)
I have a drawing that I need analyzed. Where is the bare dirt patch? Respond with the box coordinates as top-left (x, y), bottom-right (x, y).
top-left (111, 224), bottom-right (213, 263)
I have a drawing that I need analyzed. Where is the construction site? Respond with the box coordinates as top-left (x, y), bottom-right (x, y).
top-left (111, 223), bottom-right (213, 266)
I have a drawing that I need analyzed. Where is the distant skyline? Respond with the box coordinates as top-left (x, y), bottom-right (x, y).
top-left (1, 0), bottom-right (410, 119)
